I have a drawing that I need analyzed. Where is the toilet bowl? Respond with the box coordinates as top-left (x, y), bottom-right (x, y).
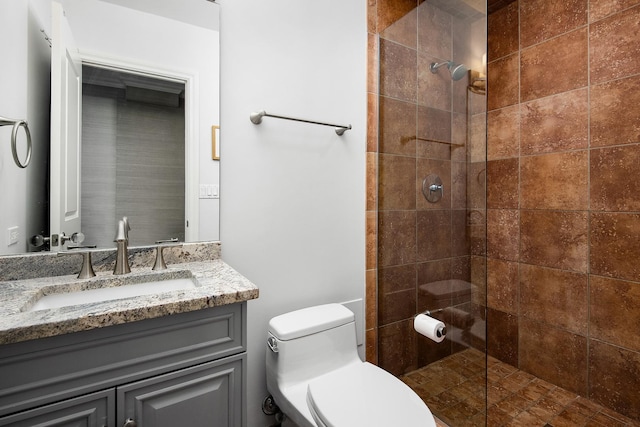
top-left (266, 304), bottom-right (436, 427)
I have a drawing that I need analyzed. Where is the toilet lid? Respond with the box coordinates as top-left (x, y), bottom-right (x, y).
top-left (306, 362), bottom-right (436, 427)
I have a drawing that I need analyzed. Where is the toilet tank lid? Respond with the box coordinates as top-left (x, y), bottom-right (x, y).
top-left (268, 304), bottom-right (354, 341)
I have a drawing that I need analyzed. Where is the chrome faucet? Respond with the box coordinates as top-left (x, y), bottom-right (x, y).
top-left (113, 216), bottom-right (131, 275)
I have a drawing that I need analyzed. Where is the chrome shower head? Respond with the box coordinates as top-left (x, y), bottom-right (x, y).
top-left (429, 61), bottom-right (469, 81)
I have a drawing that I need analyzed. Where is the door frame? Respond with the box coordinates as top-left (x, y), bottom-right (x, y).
top-left (79, 51), bottom-right (199, 242)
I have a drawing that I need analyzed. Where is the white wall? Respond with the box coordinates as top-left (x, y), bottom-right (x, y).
top-left (0, 0), bottom-right (50, 255)
top-left (218, 1), bottom-right (367, 425)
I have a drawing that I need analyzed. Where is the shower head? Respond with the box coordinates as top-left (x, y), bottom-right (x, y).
top-left (429, 61), bottom-right (469, 81)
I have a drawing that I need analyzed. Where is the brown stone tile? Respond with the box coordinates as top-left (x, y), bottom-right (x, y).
top-left (379, 96), bottom-right (416, 155)
top-left (520, 264), bottom-right (588, 335)
top-left (589, 339), bottom-right (640, 421)
top-left (590, 275), bottom-right (640, 352)
top-left (378, 210), bottom-right (416, 267)
top-left (416, 210), bottom-right (451, 262)
top-left (546, 386), bottom-right (578, 406)
top-left (367, 33), bottom-right (378, 95)
top-left (365, 269), bottom-right (377, 330)
top-left (451, 113), bottom-right (467, 162)
top-left (551, 406), bottom-right (590, 426)
top-left (487, 158), bottom-right (519, 210)
top-left (378, 288), bottom-right (416, 325)
top-left (528, 395), bottom-right (566, 422)
top-left (591, 75), bottom-right (640, 147)
top-left (367, 0), bottom-right (376, 33)
top-left (488, 403), bottom-right (514, 425)
top-left (417, 1), bottom-right (452, 59)
top-left (451, 210), bottom-right (469, 258)
top-left (379, 263), bottom-right (416, 294)
top-left (520, 210), bottom-right (588, 272)
top-left (520, 0), bottom-right (587, 48)
top-left (488, 0), bottom-right (519, 60)
top-left (376, 0), bottom-right (417, 34)
top-left (487, 105), bottom-right (520, 160)
top-left (519, 318), bottom-right (588, 395)
top-left (468, 162), bottom-right (487, 210)
top-left (380, 6), bottom-right (417, 48)
top-left (417, 259), bottom-right (452, 292)
top-left (590, 5), bottom-right (640, 84)
top-left (366, 210), bottom-right (377, 270)
top-left (379, 154), bottom-right (416, 211)
top-left (590, 0), bottom-right (640, 22)
top-left (417, 158), bottom-right (451, 210)
top-left (488, 53), bottom-right (519, 111)
top-left (366, 152), bottom-right (377, 211)
top-left (417, 106), bottom-right (451, 144)
top-left (487, 307), bottom-right (519, 366)
top-left (379, 38), bottom-right (417, 102)
top-left (378, 319), bottom-right (417, 375)
top-left (487, 209), bottom-right (519, 261)
top-left (418, 52), bottom-right (451, 111)
top-left (512, 409), bottom-right (548, 426)
top-left (521, 28), bottom-right (588, 102)
top-left (367, 92), bottom-right (378, 153)
top-left (469, 112), bottom-right (487, 163)
top-left (487, 258), bottom-right (518, 313)
top-left (587, 412), bottom-right (628, 427)
top-left (451, 162), bottom-right (466, 209)
top-left (520, 88), bottom-right (589, 155)
top-left (591, 145), bottom-right (640, 212)
top-left (590, 212), bottom-right (640, 282)
top-left (366, 328), bottom-right (377, 364)
top-left (520, 151), bottom-right (589, 210)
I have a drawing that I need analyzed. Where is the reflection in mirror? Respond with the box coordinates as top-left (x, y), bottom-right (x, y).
top-left (82, 66), bottom-right (186, 248)
top-left (0, 0), bottom-right (220, 256)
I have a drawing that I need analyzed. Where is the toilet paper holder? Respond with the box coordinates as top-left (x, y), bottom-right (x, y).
top-left (418, 310), bottom-right (447, 339)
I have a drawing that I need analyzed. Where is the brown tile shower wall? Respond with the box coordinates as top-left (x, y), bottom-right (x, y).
top-left (486, 0), bottom-right (640, 421)
top-left (366, 0), bottom-right (487, 377)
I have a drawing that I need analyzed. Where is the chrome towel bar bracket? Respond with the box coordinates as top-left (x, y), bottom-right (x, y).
top-left (250, 110), bottom-right (351, 136)
top-left (0, 116), bottom-right (32, 168)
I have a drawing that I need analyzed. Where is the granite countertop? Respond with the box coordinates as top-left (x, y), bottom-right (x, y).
top-left (0, 260), bottom-right (258, 345)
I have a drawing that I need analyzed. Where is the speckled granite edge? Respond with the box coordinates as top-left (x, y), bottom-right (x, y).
top-left (0, 241), bottom-right (221, 282)
top-left (0, 259), bottom-right (258, 345)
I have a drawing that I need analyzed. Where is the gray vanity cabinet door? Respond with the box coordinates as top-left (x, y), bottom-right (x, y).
top-left (117, 354), bottom-right (244, 427)
top-left (0, 389), bottom-right (114, 427)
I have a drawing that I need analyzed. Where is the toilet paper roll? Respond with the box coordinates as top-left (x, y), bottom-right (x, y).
top-left (414, 314), bottom-right (446, 343)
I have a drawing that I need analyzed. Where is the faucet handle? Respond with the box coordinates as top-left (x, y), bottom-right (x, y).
top-left (152, 240), bottom-right (182, 271)
top-left (58, 250), bottom-right (97, 279)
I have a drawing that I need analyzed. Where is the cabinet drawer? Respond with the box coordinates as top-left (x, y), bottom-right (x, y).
top-left (0, 303), bottom-right (245, 417)
top-left (0, 389), bottom-right (114, 427)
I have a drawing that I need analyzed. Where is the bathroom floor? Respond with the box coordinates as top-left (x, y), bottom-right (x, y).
top-left (401, 348), bottom-right (640, 427)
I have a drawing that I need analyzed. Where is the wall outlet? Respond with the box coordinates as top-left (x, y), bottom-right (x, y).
top-left (7, 226), bottom-right (19, 246)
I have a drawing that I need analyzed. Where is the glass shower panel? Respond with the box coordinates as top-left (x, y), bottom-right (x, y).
top-left (376, 1), bottom-right (487, 425)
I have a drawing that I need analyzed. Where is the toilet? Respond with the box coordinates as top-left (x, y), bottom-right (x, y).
top-left (266, 303), bottom-right (436, 427)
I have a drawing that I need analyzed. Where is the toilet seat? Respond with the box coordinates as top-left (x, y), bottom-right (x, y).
top-left (306, 362), bottom-right (436, 427)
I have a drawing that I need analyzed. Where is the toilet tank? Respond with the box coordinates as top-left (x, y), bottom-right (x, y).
top-left (266, 304), bottom-right (361, 391)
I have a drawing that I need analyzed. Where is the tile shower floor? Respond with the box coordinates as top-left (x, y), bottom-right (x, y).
top-left (401, 348), bottom-right (640, 427)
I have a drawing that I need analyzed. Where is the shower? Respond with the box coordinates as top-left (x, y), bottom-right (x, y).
top-left (429, 60), bottom-right (469, 81)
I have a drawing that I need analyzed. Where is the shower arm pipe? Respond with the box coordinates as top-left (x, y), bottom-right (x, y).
top-left (250, 110), bottom-right (352, 136)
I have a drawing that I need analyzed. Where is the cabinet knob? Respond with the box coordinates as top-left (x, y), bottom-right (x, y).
top-left (123, 419), bottom-right (137, 427)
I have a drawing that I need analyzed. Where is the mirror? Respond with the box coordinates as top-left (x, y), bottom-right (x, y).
top-left (0, 0), bottom-right (220, 255)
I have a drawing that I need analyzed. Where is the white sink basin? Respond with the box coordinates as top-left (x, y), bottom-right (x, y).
top-left (26, 277), bottom-right (197, 312)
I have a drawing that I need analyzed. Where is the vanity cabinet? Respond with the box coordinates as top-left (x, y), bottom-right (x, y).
top-left (0, 303), bottom-right (246, 427)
